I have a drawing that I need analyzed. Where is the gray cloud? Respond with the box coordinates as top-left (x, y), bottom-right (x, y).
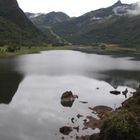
top-left (127, 2), bottom-right (140, 15)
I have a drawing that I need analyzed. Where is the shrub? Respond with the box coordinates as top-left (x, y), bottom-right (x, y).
top-left (100, 109), bottom-right (140, 140)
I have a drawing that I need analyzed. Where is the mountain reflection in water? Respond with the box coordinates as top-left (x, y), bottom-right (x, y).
top-left (0, 50), bottom-right (139, 140)
top-left (0, 58), bottom-right (23, 104)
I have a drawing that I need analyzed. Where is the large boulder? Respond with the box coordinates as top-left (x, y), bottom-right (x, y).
top-left (59, 126), bottom-right (73, 135)
top-left (61, 91), bottom-right (78, 107)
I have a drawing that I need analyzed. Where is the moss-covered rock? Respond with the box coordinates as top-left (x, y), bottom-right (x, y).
top-left (100, 109), bottom-right (140, 140)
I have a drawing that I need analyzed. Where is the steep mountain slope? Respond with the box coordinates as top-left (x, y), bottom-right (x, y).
top-left (26, 11), bottom-right (70, 45)
top-left (50, 0), bottom-right (139, 45)
top-left (0, 0), bottom-right (46, 46)
top-left (73, 15), bottom-right (140, 45)
top-left (27, 12), bottom-right (70, 27)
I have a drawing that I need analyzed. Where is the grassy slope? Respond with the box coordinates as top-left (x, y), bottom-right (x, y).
top-left (0, 45), bottom-right (76, 57)
top-left (0, 0), bottom-right (47, 46)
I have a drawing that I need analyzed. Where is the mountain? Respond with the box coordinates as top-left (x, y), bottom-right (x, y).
top-left (50, 0), bottom-right (139, 45)
top-left (72, 15), bottom-right (140, 45)
top-left (25, 12), bottom-right (42, 18)
top-left (26, 11), bottom-right (70, 45)
top-left (0, 0), bottom-right (46, 46)
top-left (26, 11), bottom-right (70, 27)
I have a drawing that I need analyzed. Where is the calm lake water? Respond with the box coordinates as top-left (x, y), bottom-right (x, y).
top-left (0, 50), bottom-right (140, 140)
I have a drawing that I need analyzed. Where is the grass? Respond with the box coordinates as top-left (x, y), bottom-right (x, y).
top-left (0, 45), bottom-right (76, 57)
top-left (0, 43), bottom-right (140, 58)
top-left (100, 109), bottom-right (140, 140)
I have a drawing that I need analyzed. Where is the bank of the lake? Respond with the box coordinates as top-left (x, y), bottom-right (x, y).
top-left (74, 44), bottom-right (140, 58)
top-left (1, 44), bottom-right (140, 58)
top-left (76, 86), bottom-right (140, 140)
top-left (0, 45), bottom-right (76, 57)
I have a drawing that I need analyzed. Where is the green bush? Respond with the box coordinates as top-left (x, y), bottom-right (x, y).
top-left (6, 46), bottom-right (17, 52)
top-left (100, 109), bottom-right (140, 140)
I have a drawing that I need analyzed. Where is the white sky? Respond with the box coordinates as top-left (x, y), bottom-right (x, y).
top-left (17, 0), bottom-right (139, 17)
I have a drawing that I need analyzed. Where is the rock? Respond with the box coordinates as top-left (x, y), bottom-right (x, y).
top-left (110, 90), bottom-right (121, 95)
top-left (89, 105), bottom-right (113, 119)
top-left (61, 100), bottom-right (75, 107)
top-left (61, 91), bottom-right (74, 99)
top-left (79, 101), bottom-right (88, 104)
top-left (83, 119), bottom-right (87, 123)
top-left (122, 88), bottom-right (128, 98)
top-left (76, 135), bottom-right (89, 140)
top-left (77, 114), bottom-right (84, 118)
top-left (71, 117), bottom-right (75, 123)
top-left (73, 126), bottom-right (79, 132)
top-left (76, 134), bottom-right (99, 140)
top-left (59, 126), bottom-right (73, 135)
top-left (61, 91), bottom-right (78, 107)
top-left (83, 116), bottom-right (102, 129)
top-left (74, 95), bottom-right (79, 99)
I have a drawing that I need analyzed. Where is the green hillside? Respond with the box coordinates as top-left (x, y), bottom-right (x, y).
top-left (0, 0), bottom-right (47, 46)
top-left (26, 11), bottom-right (70, 45)
top-left (68, 15), bottom-right (140, 46)
top-left (49, 1), bottom-right (140, 46)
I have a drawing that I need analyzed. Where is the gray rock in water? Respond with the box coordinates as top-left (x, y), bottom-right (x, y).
top-left (59, 126), bottom-right (73, 135)
top-left (61, 91), bottom-right (78, 107)
top-left (110, 90), bottom-right (121, 95)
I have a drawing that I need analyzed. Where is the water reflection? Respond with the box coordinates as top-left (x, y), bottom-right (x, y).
top-left (15, 51), bottom-right (140, 89)
top-left (61, 99), bottom-right (75, 107)
top-left (0, 50), bottom-right (139, 140)
top-left (0, 58), bottom-right (23, 104)
top-left (100, 70), bottom-right (140, 89)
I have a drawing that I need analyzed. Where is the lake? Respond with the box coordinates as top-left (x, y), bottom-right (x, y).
top-left (0, 50), bottom-right (140, 140)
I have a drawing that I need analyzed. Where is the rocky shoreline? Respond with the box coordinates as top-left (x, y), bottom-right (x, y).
top-left (78, 86), bottom-right (140, 140)
top-left (59, 86), bottom-right (140, 140)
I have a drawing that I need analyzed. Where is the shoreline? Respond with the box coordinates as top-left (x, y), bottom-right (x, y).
top-left (0, 44), bottom-right (140, 58)
top-left (0, 45), bottom-right (76, 58)
top-left (76, 86), bottom-right (140, 140)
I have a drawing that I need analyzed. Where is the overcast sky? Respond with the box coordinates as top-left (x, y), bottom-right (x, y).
top-left (17, 0), bottom-right (139, 17)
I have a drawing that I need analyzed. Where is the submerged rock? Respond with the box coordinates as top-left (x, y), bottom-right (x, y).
top-left (83, 116), bottom-right (102, 129)
top-left (77, 114), bottom-right (84, 118)
top-left (79, 101), bottom-right (88, 104)
top-left (73, 126), bottom-right (79, 132)
top-left (61, 99), bottom-right (74, 107)
top-left (89, 105), bottom-right (113, 119)
top-left (71, 117), bottom-right (75, 123)
top-left (122, 88), bottom-right (128, 98)
top-left (61, 91), bottom-right (78, 107)
top-left (110, 90), bottom-right (121, 95)
top-left (59, 126), bottom-right (73, 135)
